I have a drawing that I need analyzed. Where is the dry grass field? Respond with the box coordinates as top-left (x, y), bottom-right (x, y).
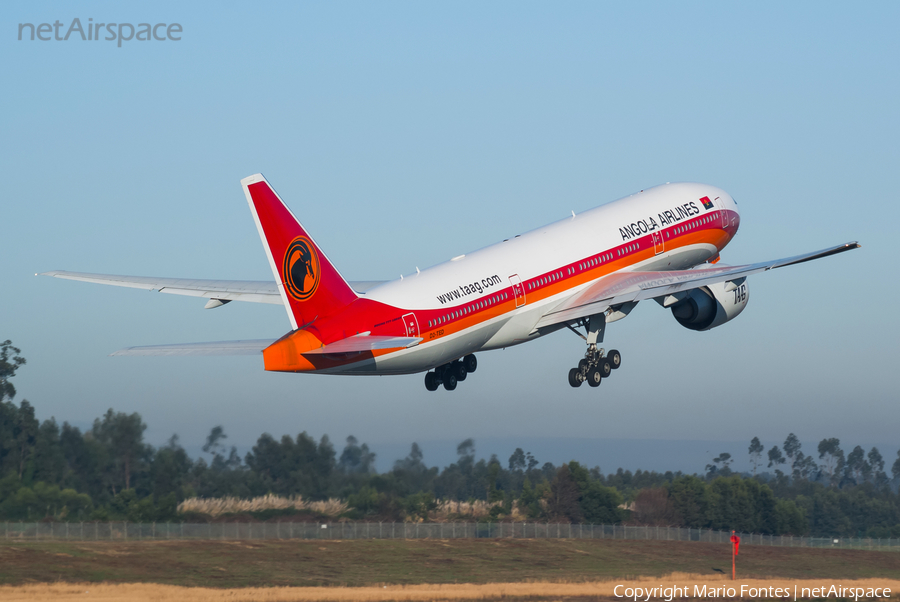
top-left (2, 575), bottom-right (899, 602)
top-left (1, 539), bottom-right (898, 600)
top-left (2, 538), bottom-right (899, 587)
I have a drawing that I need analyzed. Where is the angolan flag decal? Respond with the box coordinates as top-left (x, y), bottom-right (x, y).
top-left (700, 196), bottom-right (714, 210)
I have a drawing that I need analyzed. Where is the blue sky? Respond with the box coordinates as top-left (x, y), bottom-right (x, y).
top-left (3, 2), bottom-right (898, 473)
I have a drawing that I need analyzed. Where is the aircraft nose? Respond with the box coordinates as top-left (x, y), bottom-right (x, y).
top-left (727, 208), bottom-right (741, 239)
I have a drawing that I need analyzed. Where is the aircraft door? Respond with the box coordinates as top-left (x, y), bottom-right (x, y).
top-left (651, 231), bottom-right (664, 255)
top-left (509, 274), bottom-right (526, 307)
top-left (402, 313), bottom-right (420, 338)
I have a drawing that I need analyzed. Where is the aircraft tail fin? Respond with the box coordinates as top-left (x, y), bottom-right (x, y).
top-left (241, 174), bottom-right (357, 329)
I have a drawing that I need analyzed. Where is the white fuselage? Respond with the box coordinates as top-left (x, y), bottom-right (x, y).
top-left (335, 182), bottom-right (738, 375)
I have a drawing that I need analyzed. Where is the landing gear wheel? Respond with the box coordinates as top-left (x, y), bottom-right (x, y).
top-left (443, 374), bottom-right (458, 391)
top-left (608, 349), bottom-right (621, 369)
top-left (424, 372), bottom-right (439, 392)
top-left (587, 368), bottom-right (602, 387)
top-left (578, 358), bottom-right (589, 371)
top-left (568, 367), bottom-right (582, 388)
top-left (598, 359), bottom-right (612, 378)
top-left (463, 354), bottom-right (477, 373)
top-left (454, 362), bottom-right (468, 381)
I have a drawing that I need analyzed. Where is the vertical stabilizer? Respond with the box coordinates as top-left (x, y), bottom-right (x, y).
top-left (241, 174), bottom-right (357, 330)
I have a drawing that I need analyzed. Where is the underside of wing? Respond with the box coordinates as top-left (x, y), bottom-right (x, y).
top-left (111, 339), bottom-right (277, 356)
top-left (39, 270), bottom-right (385, 304)
top-left (301, 335), bottom-right (422, 356)
top-left (535, 241), bottom-right (860, 329)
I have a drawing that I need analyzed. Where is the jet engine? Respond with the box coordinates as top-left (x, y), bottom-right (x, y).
top-left (669, 279), bottom-right (749, 331)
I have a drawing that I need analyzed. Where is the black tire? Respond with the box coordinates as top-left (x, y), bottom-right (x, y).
top-left (463, 354), bottom-right (477, 373)
top-left (578, 358), bottom-right (589, 371)
top-left (608, 349), bottom-right (621, 369)
top-left (587, 368), bottom-right (602, 387)
top-left (424, 372), bottom-right (439, 391)
top-left (568, 367), bottom-right (582, 387)
top-left (454, 362), bottom-right (468, 381)
top-left (598, 359), bottom-right (612, 378)
top-left (443, 374), bottom-right (458, 391)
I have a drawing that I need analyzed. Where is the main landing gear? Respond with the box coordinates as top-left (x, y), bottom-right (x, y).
top-left (567, 346), bottom-right (621, 388)
top-left (424, 354), bottom-right (478, 392)
top-left (566, 313), bottom-right (622, 388)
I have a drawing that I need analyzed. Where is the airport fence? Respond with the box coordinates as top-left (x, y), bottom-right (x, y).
top-left (2, 521), bottom-right (899, 551)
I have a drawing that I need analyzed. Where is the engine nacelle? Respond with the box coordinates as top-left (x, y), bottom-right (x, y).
top-left (670, 279), bottom-right (749, 331)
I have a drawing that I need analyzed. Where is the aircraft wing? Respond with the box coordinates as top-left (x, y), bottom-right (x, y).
top-left (534, 241), bottom-right (860, 329)
top-left (38, 270), bottom-right (385, 305)
top-left (111, 339), bottom-right (276, 356)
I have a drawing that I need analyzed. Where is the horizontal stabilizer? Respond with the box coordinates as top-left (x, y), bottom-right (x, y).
top-left (301, 335), bottom-right (422, 356)
top-left (111, 340), bottom-right (276, 356)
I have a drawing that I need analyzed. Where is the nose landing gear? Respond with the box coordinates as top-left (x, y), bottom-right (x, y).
top-left (424, 354), bottom-right (478, 392)
top-left (566, 313), bottom-right (621, 389)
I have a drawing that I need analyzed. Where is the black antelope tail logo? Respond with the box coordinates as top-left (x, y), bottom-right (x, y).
top-left (283, 236), bottom-right (320, 301)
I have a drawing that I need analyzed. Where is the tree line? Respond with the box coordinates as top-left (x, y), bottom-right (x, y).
top-left (2, 339), bottom-right (899, 538)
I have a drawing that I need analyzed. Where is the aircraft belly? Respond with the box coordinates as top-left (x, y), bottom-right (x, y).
top-left (636, 243), bottom-right (718, 271)
top-left (307, 355), bottom-right (379, 375)
top-left (378, 321), bottom-right (504, 374)
top-left (480, 304), bottom-right (546, 350)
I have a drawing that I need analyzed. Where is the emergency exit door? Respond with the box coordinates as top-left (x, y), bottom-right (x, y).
top-left (651, 231), bottom-right (664, 255)
top-left (402, 313), bottom-right (419, 338)
top-left (509, 274), bottom-right (526, 307)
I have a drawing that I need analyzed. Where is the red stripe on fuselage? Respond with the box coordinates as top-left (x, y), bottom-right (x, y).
top-left (289, 208), bottom-right (739, 370)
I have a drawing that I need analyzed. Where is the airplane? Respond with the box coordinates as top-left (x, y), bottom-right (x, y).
top-left (41, 174), bottom-right (859, 391)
